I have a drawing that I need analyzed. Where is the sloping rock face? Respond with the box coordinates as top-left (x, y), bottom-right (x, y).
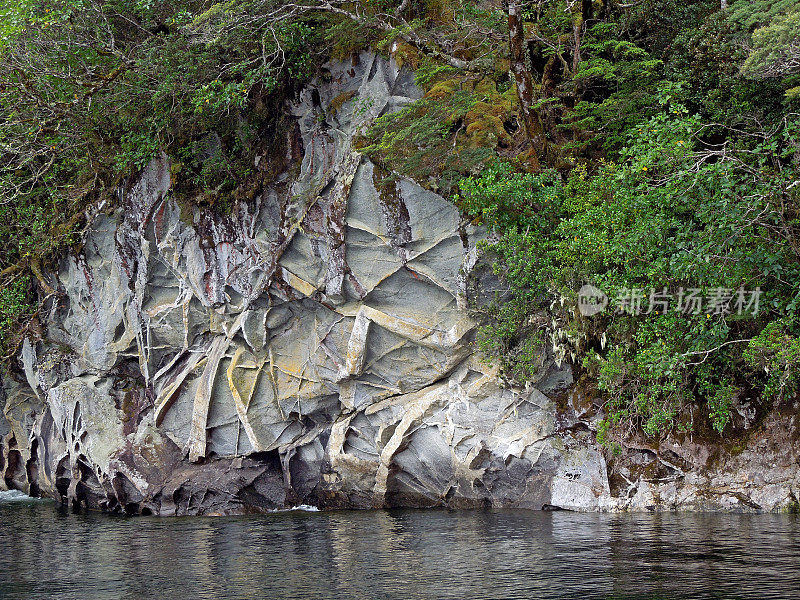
top-left (2, 53), bottom-right (798, 515)
top-left (0, 53), bottom-right (603, 515)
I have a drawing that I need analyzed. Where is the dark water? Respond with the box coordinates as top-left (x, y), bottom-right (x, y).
top-left (1, 492), bottom-right (800, 599)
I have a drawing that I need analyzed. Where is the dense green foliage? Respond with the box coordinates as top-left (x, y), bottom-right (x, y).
top-left (448, 1), bottom-right (800, 445)
top-left (2, 0), bottom-right (800, 447)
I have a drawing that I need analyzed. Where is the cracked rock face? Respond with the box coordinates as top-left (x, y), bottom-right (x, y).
top-left (0, 52), bottom-right (595, 515)
top-left (4, 53), bottom-right (795, 515)
top-left (0, 54), bottom-right (608, 514)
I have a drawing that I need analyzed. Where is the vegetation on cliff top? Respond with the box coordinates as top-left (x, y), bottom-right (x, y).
top-left (0, 0), bottom-right (326, 355)
top-left (1, 0), bottom-right (799, 447)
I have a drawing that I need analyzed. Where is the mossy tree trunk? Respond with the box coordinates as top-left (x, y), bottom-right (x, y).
top-left (572, 0), bottom-right (593, 74)
top-left (507, 1), bottom-right (545, 169)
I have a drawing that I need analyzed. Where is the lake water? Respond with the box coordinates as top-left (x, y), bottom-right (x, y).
top-left (1, 490), bottom-right (799, 599)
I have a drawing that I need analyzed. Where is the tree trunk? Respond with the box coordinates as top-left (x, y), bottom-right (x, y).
top-left (572, 6), bottom-right (583, 75)
top-left (576, 0), bottom-right (594, 72)
top-left (508, 1), bottom-right (544, 167)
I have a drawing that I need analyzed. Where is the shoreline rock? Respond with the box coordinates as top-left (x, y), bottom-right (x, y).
top-left (2, 53), bottom-right (798, 515)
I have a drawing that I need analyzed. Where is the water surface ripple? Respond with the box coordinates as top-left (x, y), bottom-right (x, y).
top-left (1, 495), bottom-right (799, 599)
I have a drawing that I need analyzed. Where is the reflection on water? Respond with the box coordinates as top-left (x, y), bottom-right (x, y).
top-left (1, 496), bottom-right (799, 600)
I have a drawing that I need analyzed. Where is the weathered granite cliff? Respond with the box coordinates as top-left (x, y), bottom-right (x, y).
top-left (1, 53), bottom-right (799, 515)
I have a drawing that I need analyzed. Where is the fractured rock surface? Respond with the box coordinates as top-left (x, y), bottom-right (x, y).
top-left (0, 53), bottom-right (594, 515)
top-left (2, 52), bottom-right (796, 514)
